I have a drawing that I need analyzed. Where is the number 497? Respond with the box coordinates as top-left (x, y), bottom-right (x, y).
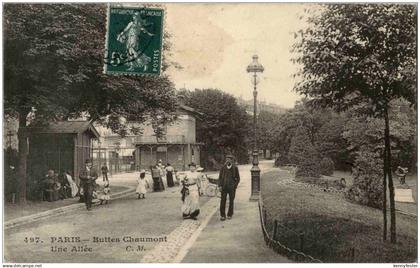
top-left (24, 237), bottom-right (41, 243)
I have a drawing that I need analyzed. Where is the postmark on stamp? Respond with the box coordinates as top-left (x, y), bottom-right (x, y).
top-left (104, 6), bottom-right (164, 76)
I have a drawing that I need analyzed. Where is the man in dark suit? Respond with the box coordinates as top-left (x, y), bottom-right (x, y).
top-left (101, 164), bottom-right (109, 182)
top-left (218, 155), bottom-right (240, 221)
top-left (79, 159), bottom-right (98, 211)
top-left (151, 164), bottom-right (162, 191)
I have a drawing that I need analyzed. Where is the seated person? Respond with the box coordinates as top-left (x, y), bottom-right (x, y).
top-left (396, 166), bottom-right (409, 185)
top-left (65, 171), bottom-right (78, 198)
top-left (43, 170), bottom-right (60, 202)
top-left (58, 172), bottom-right (71, 199)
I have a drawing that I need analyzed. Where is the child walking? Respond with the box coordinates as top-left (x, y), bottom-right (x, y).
top-left (136, 169), bottom-right (149, 199)
top-left (99, 182), bottom-right (111, 205)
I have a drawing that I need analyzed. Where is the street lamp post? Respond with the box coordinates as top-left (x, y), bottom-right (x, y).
top-left (247, 55), bottom-right (264, 201)
top-left (7, 130), bottom-right (13, 148)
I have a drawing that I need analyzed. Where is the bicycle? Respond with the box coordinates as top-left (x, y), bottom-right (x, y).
top-left (204, 175), bottom-right (221, 198)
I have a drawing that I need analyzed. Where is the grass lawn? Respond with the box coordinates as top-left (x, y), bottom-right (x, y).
top-left (322, 170), bottom-right (354, 186)
top-left (261, 169), bottom-right (417, 263)
top-left (322, 170), bottom-right (417, 216)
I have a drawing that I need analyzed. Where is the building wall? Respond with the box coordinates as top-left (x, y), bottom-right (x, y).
top-left (74, 132), bottom-right (93, 184)
top-left (137, 144), bottom-right (201, 171)
top-left (128, 113), bottom-right (196, 143)
top-left (28, 134), bottom-right (75, 181)
top-left (165, 114), bottom-right (196, 143)
top-left (93, 108), bottom-right (199, 173)
top-left (237, 97), bottom-right (286, 115)
top-left (191, 145), bottom-right (200, 165)
top-left (137, 145), bottom-right (184, 171)
top-left (91, 132), bottom-right (138, 173)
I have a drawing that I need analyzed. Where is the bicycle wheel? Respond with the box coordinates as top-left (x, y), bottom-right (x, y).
top-left (206, 185), bottom-right (216, 197)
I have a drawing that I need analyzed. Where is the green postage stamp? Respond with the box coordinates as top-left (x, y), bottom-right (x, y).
top-left (104, 6), bottom-right (164, 76)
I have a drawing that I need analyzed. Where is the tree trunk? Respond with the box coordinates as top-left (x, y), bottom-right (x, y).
top-left (384, 106), bottom-right (397, 243)
top-left (382, 148), bottom-right (387, 241)
top-left (16, 112), bottom-right (28, 203)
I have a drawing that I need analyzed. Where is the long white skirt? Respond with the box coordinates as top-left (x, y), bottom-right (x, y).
top-left (182, 186), bottom-right (200, 217)
top-left (69, 182), bottom-right (78, 197)
top-left (66, 175), bottom-right (79, 197)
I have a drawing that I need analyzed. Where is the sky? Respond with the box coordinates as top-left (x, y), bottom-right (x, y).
top-left (163, 3), bottom-right (312, 108)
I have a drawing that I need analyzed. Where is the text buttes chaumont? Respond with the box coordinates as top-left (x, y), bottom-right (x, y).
top-left (92, 236), bottom-right (168, 243)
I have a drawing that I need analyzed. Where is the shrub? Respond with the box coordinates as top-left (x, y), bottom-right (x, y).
top-left (320, 157), bottom-right (334, 176)
top-left (295, 158), bottom-right (321, 179)
top-left (295, 147), bottom-right (321, 179)
top-left (288, 128), bottom-right (311, 165)
top-left (345, 150), bottom-right (384, 209)
top-left (289, 128), bottom-right (321, 179)
top-left (275, 153), bottom-right (289, 167)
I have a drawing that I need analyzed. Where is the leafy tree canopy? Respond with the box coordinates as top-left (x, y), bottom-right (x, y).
top-left (292, 4), bottom-right (417, 243)
top-left (178, 88), bottom-right (251, 168)
top-left (4, 4), bottom-right (178, 135)
top-left (293, 4), bottom-right (416, 115)
top-left (256, 110), bottom-right (283, 153)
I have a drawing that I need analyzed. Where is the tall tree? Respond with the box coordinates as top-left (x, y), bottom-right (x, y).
top-left (178, 88), bottom-right (251, 169)
top-left (271, 101), bottom-right (315, 158)
top-left (4, 4), bottom-right (177, 202)
top-left (256, 110), bottom-right (283, 158)
top-left (313, 112), bottom-right (350, 170)
top-left (293, 4), bottom-right (416, 243)
top-left (289, 127), bottom-right (321, 179)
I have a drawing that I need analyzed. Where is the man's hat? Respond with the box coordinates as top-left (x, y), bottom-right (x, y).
top-left (225, 154), bottom-right (235, 159)
top-left (188, 162), bottom-right (196, 167)
top-left (85, 158), bottom-right (93, 164)
top-left (140, 169), bottom-right (146, 174)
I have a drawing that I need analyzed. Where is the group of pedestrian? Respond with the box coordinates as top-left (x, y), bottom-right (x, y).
top-left (136, 160), bottom-right (176, 199)
top-left (179, 154), bottom-right (240, 222)
top-left (42, 160), bottom-right (110, 211)
top-left (78, 154), bottom-right (242, 222)
top-left (42, 169), bottom-right (78, 202)
top-left (77, 159), bottom-right (112, 210)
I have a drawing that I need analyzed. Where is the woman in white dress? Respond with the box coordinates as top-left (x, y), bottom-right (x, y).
top-left (65, 171), bottom-right (78, 198)
top-left (180, 163), bottom-right (203, 220)
top-left (136, 169), bottom-right (149, 199)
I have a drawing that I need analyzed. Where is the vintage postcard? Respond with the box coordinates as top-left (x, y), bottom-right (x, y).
top-left (2, 2), bottom-right (418, 266)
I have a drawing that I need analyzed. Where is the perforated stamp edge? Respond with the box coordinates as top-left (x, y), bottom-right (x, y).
top-left (103, 3), bottom-right (166, 77)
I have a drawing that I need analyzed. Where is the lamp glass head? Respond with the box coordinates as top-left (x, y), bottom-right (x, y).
top-left (246, 55), bottom-right (264, 73)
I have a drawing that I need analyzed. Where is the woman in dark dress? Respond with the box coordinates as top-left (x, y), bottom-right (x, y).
top-left (165, 163), bottom-right (175, 187)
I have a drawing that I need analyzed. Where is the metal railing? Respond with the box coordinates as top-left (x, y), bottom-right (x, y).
top-left (258, 196), bottom-right (358, 263)
top-left (258, 197), bottom-right (323, 263)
